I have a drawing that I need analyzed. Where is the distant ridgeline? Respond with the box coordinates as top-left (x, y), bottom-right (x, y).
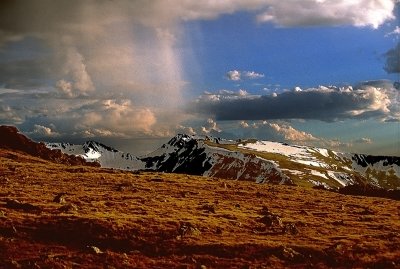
top-left (46, 133), bottom-right (400, 192)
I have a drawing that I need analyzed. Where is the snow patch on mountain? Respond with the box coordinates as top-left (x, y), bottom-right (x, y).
top-left (239, 141), bottom-right (307, 156)
top-left (327, 171), bottom-right (355, 187)
top-left (309, 170), bottom-right (328, 179)
top-left (313, 148), bottom-right (329, 158)
top-left (294, 159), bottom-right (330, 169)
top-left (239, 141), bottom-right (331, 170)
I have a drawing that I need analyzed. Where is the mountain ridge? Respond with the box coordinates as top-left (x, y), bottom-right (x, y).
top-left (46, 133), bottom-right (400, 190)
top-left (0, 125), bottom-right (399, 200)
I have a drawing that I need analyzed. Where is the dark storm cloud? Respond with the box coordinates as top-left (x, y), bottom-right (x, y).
top-left (192, 82), bottom-right (399, 122)
top-left (0, 0), bottom-right (83, 44)
top-left (0, 58), bottom-right (54, 88)
top-left (384, 42), bottom-right (400, 74)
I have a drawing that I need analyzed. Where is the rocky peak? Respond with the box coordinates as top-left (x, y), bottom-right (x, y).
top-left (83, 141), bottom-right (118, 153)
top-left (167, 134), bottom-right (194, 148)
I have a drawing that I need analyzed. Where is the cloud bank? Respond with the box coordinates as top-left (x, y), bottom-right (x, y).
top-left (192, 81), bottom-right (400, 122)
top-left (255, 0), bottom-right (395, 28)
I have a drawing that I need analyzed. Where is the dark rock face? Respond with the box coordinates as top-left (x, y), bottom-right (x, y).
top-left (141, 135), bottom-right (212, 175)
top-left (0, 126), bottom-right (99, 167)
top-left (352, 154), bottom-right (400, 168)
top-left (83, 141), bottom-right (118, 154)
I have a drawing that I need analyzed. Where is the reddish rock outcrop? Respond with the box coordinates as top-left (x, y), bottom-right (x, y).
top-left (0, 125), bottom-right (99, 167)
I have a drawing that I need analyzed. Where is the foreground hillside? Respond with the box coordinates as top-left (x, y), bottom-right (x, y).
top-left (1, 149), bottom-right (400, 268)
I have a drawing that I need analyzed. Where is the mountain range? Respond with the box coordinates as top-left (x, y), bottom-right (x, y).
top-left (46, 134), bottom-right (400, 190)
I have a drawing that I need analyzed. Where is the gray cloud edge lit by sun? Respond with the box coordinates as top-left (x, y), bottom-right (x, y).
top-left (190, 81), bottom-right (400, 122)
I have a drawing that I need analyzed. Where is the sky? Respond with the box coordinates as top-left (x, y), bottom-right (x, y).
top-left (0, 0), bottom-right (399, 156)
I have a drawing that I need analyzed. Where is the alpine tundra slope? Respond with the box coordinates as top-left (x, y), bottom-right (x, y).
top-left (47, 134), bottom-right (400, 190)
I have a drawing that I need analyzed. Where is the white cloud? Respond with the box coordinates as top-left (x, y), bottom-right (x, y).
top-left (226, 70), bottom-right (241, 81)
top-left (354, 137), bottom-right (373, 144)
top-left (56, 46), bottom-right (95, 97)
top-left (240, 121), bottom-right (249, 128)
top-left (56, 79), bottom-right (74, 97)
top-left (238, 89), bottom-right (249, 96)
top-left (267, 122), bottom-right (317, 141)
top-left (243, 71), bottom-right (265, 79)
top-left (238, 121), bottom-right (317, 142)
top-left (79, 99), bottom-right (157, 135)
top-left (176, 125), bottom-right (197, 135)
top-left (201, 89), bottom-right (250, 102)
top-left (76, 128), bottom-right (125, 138)
top-left (226, 70), bottom-right (265, 81)
top-left (201, 118), bottom-right (221, 134)
top-left (235, 120), bottom-right (357, 151)
top-left (348, 85), bottom-right (391, 116)
top-left (32, 124), bottom-right (59, 137)
top-left (385, 26), bottom-right (400, 37)
top-left (322, 139), bottom-right (352, 149)
top-left (2, 91), bottom-right (164, 139)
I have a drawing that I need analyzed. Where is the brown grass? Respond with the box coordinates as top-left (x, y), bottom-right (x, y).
top-left (0, 149), bottom-right (400, 268)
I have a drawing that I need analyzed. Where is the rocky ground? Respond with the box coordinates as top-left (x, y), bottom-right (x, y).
top-left (0, 149), bottom-right (400, 268)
